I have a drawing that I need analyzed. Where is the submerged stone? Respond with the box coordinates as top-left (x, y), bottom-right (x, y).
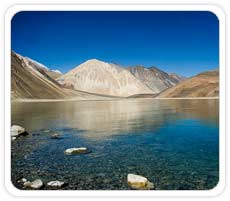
top-left (43, 129), bottom-right (51, 133)
top-left (51, 133), bottom-right (60, 139)
top-left (127, 174), bottom-right (154, 190)
top-left (64, 147), bottom-right (90, 155)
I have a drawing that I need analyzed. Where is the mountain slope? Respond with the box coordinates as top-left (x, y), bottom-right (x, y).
top-left (11, 51), bottom-right (71, 99)
top-left (157, 70), bottom-right (219, 98)
top-left (127, 66), bottom-right (183, 93)
top-left (58, 59), bottom-right (154, 97)
top-left (25, 57), bottom-right (62, 79)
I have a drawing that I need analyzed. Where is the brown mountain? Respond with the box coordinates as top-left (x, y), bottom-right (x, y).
top-left (127, 66), bottom-right (183, 93)
top-left (157, 70), bottom-right (219, 98)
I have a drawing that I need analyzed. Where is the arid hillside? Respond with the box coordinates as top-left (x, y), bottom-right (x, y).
top-left (11, 51), bottom-right (69, 99)
top-left (157, 70), bottom-right (219, 98)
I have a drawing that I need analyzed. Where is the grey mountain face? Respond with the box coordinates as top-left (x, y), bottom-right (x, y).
top-left (127, 66), bottom-right (183, 93)
top-left (168, 73), bottom-right (186, 83)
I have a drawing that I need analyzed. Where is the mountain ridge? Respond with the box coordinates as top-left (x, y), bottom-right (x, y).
top-left (11, 51), bottom-right (218, 100)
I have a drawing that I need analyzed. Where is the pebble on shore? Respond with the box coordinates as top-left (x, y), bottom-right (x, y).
top-left (47, 180), bottom-right (65, 188)
top-left (23, 179), bottom-right (43, 189)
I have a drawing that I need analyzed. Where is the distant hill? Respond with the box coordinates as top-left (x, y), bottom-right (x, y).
top-left (157, 70), bottom-right (219, 98)
top-left (127, 65), bottom-right (184, 93)
top-left (57, 59), bottom-right (154, 97)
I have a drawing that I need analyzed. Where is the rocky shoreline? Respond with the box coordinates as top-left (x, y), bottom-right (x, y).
top-left (11, 125), bottom-right (155, 190)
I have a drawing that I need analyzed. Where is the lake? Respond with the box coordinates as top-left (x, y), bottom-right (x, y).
top-left (11, 99), bottom-right (219, 190)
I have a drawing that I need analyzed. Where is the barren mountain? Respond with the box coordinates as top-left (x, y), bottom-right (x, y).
top-left (157, 70), bottom-right (219, 98)
top-left (58, 59), bottom-right (154, 97)
top-left (127, 66), bottom-right (183, 93)
top-left (11, 52), bottom-right (114, 100)
top-left (12, 51), bottom-right (217, 100)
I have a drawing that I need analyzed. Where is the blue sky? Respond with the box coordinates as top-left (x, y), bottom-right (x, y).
top-left (11, 11), bottom-right (219, 77)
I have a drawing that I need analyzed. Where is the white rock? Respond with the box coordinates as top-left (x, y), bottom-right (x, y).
top-left (21, 178), bottom-right (27, 183)
top-left (23, 181), bottom-right (31, 187)
top-left (64, 147), bottom-right (89, 155)
top-left (51, 133), bottom-right (60, 139)
top-left (17, 178), bottom-right (27, 183)
top-left (11, 125), bottom-right (26, 137)
top-left (12, 137), bottom-right (17, 141)
top-left (47, 180), bottom-right (65, 188)
top-left (127, 174), bottom-right (154, 190)
top-left (24, 179), bottom-right (43, 189)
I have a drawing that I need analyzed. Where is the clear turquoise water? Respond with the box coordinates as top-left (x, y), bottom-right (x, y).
top-left (11, 99), bottom-right (219, 190)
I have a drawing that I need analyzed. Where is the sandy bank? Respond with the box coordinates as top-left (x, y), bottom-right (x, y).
top-left (11, 96), bottom-right (219, 103)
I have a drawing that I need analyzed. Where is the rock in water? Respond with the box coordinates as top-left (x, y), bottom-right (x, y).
top-left (47, 181), bottom-right (65, 188)
top-left (24, 179), bottom-right (43, 189)
top-left (43, 129), bottom-right (51, 133)
top-left (11, 125), bottom-right (27, 137)
top-left (127, 174), bottom-right (154, 190)
top-left (11, 137), bottom-right (17, 141)
top-left (51, 133), bottom-right (60, 139)
top-left (17, 178), bottom-right (27, 183)
top-left (23, 181), bottom-right (31, 187)
top-left (64, 147), bottom-right (90, 155)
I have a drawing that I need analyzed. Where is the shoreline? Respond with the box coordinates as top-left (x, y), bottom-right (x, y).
top-left (11, 97), bottom-right (219, 103)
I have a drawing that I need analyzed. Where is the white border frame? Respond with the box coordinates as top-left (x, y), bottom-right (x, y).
top-left (4, 4), bottom-right (226, 197)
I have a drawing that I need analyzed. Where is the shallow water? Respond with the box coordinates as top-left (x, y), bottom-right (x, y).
top-left (11, 99), bottom-right (219, 190)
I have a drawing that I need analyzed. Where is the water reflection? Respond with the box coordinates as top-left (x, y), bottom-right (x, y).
top-left (11, 99), bottom-right (219, 190)
top-left (12, 99), bottom-right (219, 139)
